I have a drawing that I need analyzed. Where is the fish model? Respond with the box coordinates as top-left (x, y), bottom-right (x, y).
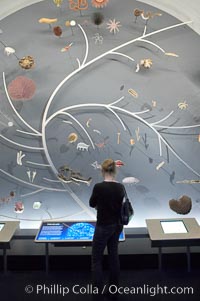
top-left (57, 173), bottom-right (73, 183)
top-left (71, 174), bottom-right (92, 186)
top-left (58, 165), bottom-right (92, 185)
top-left (58, 165), bottom-right (71, 173)
top-left (122, 177), bottom-right (140, 184)
top-left (115, 160), bottom-right (124, 167)
top-left (58, 173), bottom-right (92, 186)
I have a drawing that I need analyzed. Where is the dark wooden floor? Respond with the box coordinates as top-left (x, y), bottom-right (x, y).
top-left (0, 254), bottom-right (200, 301)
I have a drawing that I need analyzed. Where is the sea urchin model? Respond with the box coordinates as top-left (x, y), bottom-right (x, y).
top-left (19, 55), bottom-right (35, 70)
top-left (91, 0), bottom-right (109, 8)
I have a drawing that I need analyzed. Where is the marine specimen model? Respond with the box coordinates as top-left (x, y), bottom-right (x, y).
top-left (169, 195), bottom-right (192, 215)
top-left (58, 165), bottom-right (92, 185)
top-left (91, 0), bottom-right (109, 8)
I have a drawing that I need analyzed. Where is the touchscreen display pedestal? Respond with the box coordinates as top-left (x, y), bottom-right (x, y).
top-left (146, 218), bottom-right (200, 272)
top-left (35, 221), bottom-right (125, 242)
top-left (146, 218), bottom-right (200, 242)
top-left (0, 221), bottom-right (20, 273)
top-left (35, 220), bottom-right (125, 273)
top-left (0, 221), bottom-right (20, 243)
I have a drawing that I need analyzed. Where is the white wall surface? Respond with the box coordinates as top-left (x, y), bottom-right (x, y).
top-left (0, 0), bottom-right (44, 20)
top-left (138, 0), bottom-right (200, 34)
top-left (0, 0), bottom-right (200, 34)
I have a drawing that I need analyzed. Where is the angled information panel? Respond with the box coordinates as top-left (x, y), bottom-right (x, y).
top-left (35, 221), bottom-right (125, 242)
top-left (146, 218), bottom-right (200, 241)
top-left (0, 221), bottom-right (20, 242)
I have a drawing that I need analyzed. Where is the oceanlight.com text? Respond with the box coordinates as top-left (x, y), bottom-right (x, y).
top-left (24, 283), bottom-right (194, 297)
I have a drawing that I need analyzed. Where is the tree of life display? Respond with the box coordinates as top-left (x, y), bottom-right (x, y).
top-left (0, 0), bottom-right (200, 229)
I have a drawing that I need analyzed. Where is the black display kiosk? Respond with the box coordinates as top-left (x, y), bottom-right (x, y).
top-left (35, 220), bottom-right (125, 273)
top-left (0, 221), bottom-right (20, 273)
top-left (146, 218), bottom-right (200, 272)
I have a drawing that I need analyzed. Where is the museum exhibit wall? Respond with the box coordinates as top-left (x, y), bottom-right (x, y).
top-left (0, 0), bottom-right (200, 253)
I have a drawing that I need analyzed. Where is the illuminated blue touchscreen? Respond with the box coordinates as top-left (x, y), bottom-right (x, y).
top-left (35, 221), bottom-right (125, 241)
